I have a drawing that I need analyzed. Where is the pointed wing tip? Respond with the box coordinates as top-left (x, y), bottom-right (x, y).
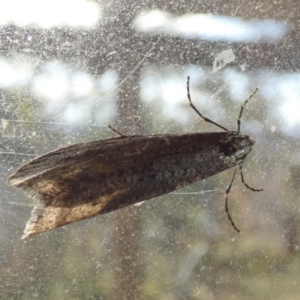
top-left (21, 225), bottom-right (38, 239)
top-left (6, 175), bottom-right (16, 186)
top-left (20, 204), bottom-right (55, 239)
top-left (21, 212), bottom-right (42, 239)
top-left (6, 173), bottom-right (25, 187)
top-left (21, 232), bottom-right (31, 239)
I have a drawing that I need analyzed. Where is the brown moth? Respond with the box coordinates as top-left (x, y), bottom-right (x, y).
top-left (7, 77), bottom-right (262, 238)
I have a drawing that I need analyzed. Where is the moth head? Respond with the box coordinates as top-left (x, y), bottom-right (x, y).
top-left (220, 133), bottom-right (254, 160)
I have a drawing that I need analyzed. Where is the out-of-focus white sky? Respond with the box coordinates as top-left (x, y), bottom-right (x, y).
top-left (0, 1), bottom-right (299, 134)
top-left (134, 10), bottom-right (288, 43)
top-left (0, 0), bottom-right (101, 28)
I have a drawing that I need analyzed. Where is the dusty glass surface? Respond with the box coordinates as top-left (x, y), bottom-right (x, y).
top-left (1, 1), bottom-right (300, 299)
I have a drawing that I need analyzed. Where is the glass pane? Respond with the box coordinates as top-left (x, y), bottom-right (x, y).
top-left (1, 1), bottom-right (299, 299)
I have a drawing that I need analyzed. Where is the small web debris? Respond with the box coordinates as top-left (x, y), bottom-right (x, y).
top-left (212, 49), bottom-right (236, 73)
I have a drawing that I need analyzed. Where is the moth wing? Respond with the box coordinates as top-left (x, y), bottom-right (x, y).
top-left (19, 153), bottom-right (186, 239)
top-left (22, 190), bottom-right (125, 239)
top-left (7, 136), bottom-right (148, 186)
top-left (20, 147), bottom-right (237, 239)
top-left (8, 132), bottom-right (235, 238)
top-left (7, 133), bottom-right (226, 187)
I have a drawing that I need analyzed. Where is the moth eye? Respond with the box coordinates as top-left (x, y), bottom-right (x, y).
top-left (221, 144), bottom-right (237, 156)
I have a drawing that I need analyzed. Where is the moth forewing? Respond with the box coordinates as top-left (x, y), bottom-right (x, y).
top-left (7, 132), bottom-right (254, 238)
top-left (7, 77), bottom-right (260, 238)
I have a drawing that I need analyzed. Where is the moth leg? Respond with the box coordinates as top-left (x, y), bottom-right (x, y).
top-left (108, 125), bottom-right (126, 137)
top-left (239, 164), bottom-right (263, 192)
top-left (186, 76), bottom-right (229, 132)
top-left (237, 87), bottom-right (259, 133)
top-left (225, 167), bottom-right (240, 232)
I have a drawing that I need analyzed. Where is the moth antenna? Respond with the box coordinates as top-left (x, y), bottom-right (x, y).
top-left (108, 125), bottom-right (126, 137)
top-left (186, 76), bottom-right (229, 132)
top-left (237, 87), bottom-right (259, 133)
top-left (239, 164), bottom-right (263, 192)
top-left (225, 167), bottom-right (240, 232)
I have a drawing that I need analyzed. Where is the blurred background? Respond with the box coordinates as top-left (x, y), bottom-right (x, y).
top-left (1, 0), bottom-right (300, 299)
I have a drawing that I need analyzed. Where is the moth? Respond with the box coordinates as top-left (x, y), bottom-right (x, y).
top-left (7, 77), bottom-right (262, 239)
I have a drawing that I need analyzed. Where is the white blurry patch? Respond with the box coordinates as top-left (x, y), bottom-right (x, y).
top-left (63, 103), bottom-right (91, 124)
top-left (135, 10), bottom-right (170, 32)
top-left (212, 49), bottom-right (236, 73)
top-left (33, 62), bottom-right (71, 103)
top-left (31, 62), bottom-right (118, 125)
top-left (280, 92), bottom-right (300, 127)
top-left (258, 72), bottom-right (300, 135)
top-left (97, 70), bottom-right (118, 92)
top-left (0, 0), bottom-right (101, 28)
top-left (0, 60), bottom-right (20, 87)
top-left (71, 73), bottom-right (94, 98)
top-left (161, 78), bottom-right (188, 120)
top-left (140, 72), bottom-right (190, 124)
top-left (0, 57), bottom-right (33, 87)
top-left (223, 69), bottom-right (252, 102)
top-left (140, 66), bottom-right (219, 125)
top-left (32, 62), bottom-right (118, 125)
top-left (134, 10), bottom-right (289, 43)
